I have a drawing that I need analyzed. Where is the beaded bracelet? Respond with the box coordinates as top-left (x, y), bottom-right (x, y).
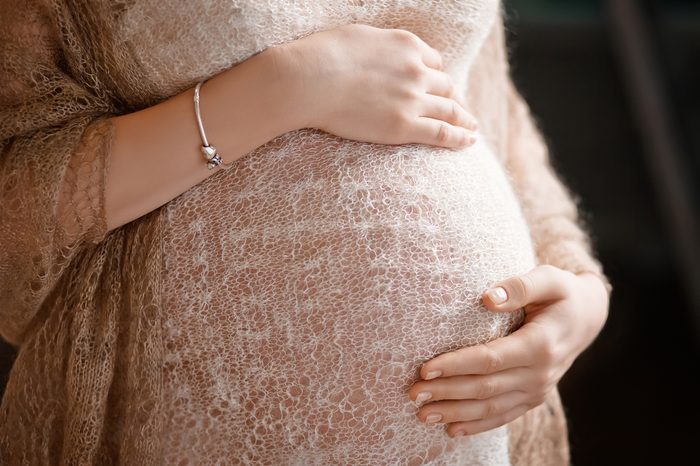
top-left (193, 80), bottom-right (235, 170)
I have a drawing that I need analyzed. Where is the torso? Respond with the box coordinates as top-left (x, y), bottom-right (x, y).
top-left (113, 1), bottom-right (536, 464)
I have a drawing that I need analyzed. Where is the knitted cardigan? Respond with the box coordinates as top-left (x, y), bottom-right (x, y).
top-left (0, 0), bottom-right (610, 464)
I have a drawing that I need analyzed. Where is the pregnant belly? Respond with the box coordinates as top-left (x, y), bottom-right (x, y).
top-left (160, 129), bottom-right (536, 465)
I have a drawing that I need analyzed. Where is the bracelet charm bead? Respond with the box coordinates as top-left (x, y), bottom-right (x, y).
top-left (200, 144), bottom-right (224, 170)
top-left (194, 80), bottom-right (234, 170)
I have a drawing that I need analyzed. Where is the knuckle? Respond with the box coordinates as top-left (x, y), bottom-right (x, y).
top-left (482, 399), bottom-right (499, 419)
top-left (481, 344), bottom-right (503, 374)
top-left (435, 121), bottom-right (450, 144)
top-left (399, 85), bottom-right (422, 103)
top-left (516, 274), bottom-right (535, 299)
top-left (403, 59), bottom-right (425, 80)
top-left (397, 29), bottom-right (420, 45)
top-left (476, 377), bottom-right (498, 399)
top-left (436, 53), bottom-right (444, 70)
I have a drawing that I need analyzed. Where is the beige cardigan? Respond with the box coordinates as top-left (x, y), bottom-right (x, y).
top-left (0, 0), bottom-right (609, 464)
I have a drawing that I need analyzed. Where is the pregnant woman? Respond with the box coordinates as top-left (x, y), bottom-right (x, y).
top-left (0, 0), bottom-right (611, 465)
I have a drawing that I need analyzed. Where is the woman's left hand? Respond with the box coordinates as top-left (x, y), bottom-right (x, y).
top-left (406, 264), bottom-right (609, 437)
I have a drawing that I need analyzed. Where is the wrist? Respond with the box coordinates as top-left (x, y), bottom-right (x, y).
top-left (575, 271), bottom-right (609, 342)
top-left (203, 46), bottom-right (303, 161)
top-left (261, 43), bottom-right (315, 132)
top-left (576, 271), bottom-right (611, 302)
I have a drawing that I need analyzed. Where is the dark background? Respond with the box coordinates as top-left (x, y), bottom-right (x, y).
top-left (2, 0), bottom-right (699, 464)
top-left (505, 0), bottom-right (700, 464)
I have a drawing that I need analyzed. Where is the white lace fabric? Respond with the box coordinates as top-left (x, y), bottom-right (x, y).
top-left (161, 131), bottom-right (534, 464)
top-left (139, 1), bottom-right (530, 464)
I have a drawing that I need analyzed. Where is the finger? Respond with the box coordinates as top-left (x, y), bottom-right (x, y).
top-left (418, 93), bottom-right (478, 131)
top-left (397, 29), bottom-right (443, 71)
top-left (417, 390), bottom-right (527, 425)
top-left (421, 46), bottom-right (444, 71)
top-left (420, 328), bottom-right (538, 379)
top-left (482, 264), bottom-right (571, 312)
top-left (410, 117), bottom-right (472, 149)
top-left (444, 403), bottom-right (532, 438)
top-left (409, 368), bottom-right (532, 402)
top-left (422, 67), bottom-right (455, 98)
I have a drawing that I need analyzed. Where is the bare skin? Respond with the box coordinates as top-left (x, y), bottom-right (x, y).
top-left (278, 24), bottom-right (478, 146)
top-left (106, 22), bottom-right (609, 440)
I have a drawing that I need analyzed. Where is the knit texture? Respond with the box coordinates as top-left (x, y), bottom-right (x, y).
top-left (0, 0), bottom-right (609, 464)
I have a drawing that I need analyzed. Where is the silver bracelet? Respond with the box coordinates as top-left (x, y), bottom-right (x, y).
top-left (193, 80), bottom-right (234, 170)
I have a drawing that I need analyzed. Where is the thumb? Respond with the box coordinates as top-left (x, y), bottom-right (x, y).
top-left (482, 264), bottom-right (569, 312)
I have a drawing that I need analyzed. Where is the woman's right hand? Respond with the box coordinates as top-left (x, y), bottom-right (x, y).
top-left (269, 23), bottom-right (478, 149)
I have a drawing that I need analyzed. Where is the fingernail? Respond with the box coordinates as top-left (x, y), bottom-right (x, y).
top-left (425, 413), bottom-right (442, 423)
top-left (416, 391), bottom-right (432, 403)
top-left (487, 286), bottom-right (508, 304)
top-left (424, 370), bottom-right (442, 380)
top-left (454, 430), bottom-right (466, 437)
top-left (467, 135), bottom-right (476, 145)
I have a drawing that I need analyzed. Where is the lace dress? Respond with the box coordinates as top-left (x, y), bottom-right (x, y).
top-left (137, 1), bottom-right (534, 464)
top-left (0, 0), bottom-right (609, 464)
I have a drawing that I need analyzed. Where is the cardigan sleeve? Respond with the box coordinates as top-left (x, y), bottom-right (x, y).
top-left (463, 11), bottom-right (610, 465)
top-left (504, 78), bottom-right (612, 295)
top-left (467, 11), bottom-right (612, 297)
top-left (0, 0), bottom-right (114, 345)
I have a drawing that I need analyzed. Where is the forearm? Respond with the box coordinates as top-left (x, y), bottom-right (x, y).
top-left (105, 46), bottom-right (302, 231)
